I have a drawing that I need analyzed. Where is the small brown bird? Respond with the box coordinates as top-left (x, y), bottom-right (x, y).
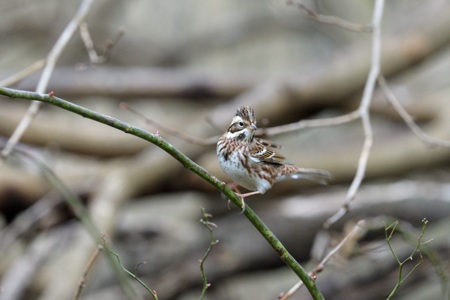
top-left (217, 106), bottom-right (331, 210)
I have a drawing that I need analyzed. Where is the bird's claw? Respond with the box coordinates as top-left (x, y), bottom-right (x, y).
top-left (237, 194), bottom-right (246, 214)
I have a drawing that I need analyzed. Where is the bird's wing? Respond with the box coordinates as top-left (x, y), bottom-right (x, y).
top-left (249, 139), bottom-right (285, 164)
top-left (255, 138), bottom-right (283, 150)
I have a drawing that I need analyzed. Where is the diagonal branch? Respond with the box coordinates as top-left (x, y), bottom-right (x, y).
top-left (0, 87), bottom-right (324, 300)
top-left (285, 0), bottom-right (372, 32)
top-left (280, 220), bottom-right (366, 300)
top-left (378, 76), bottom-right (450, 148)
top-left (73, 246), bottom-right (102, 300)
top-left (0, 59), bottom-right (46, 87)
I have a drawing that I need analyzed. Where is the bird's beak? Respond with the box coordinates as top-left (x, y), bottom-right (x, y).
top-left (250, 123), bottom-right (257, 130)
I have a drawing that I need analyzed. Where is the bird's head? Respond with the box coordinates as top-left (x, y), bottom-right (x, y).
top-left (226, 106), bottom-right (258, 142)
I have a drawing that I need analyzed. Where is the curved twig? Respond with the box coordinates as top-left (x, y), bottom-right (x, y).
top-left (378, 76), bottom-right (450, 148)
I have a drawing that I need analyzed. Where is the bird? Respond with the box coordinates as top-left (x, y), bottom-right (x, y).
top-left (216, 106), bottom-right (331, 211)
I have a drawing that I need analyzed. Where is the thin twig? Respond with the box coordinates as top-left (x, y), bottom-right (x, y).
top-left (285, 0), bottom-right (372, 32)
top-left (313, 221), bottom-right (366, 276)
top-left (79, 22), bottom-right (102, 64)
top-left (73, 246), bottom-right (102, 300)
top-left (79, 22), bottom-right (125, 64)
top-left (280, 220), bottom-right (366, 300)
top-left (378, 76), bottom-right (450, 148)
top-left (385, 219), bottom-right (429, 300)
top-left (259, 111), bottom-right (360, 136)
top-left (1, 0), bottom-right (95, 157)
top-left (120, 102), bottom-right (219, 146)
top-left (102, 27), bottom-right (125, 62)
top-left (323, 0), bottom-right (385, 229)
top-left (199, 208), bottom-right (219, 300)
top-left (0, 59), bottom-right (46, 87)
top-left (102, 241), bottom-right (158, 300)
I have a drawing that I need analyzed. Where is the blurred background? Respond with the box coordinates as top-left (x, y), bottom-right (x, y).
top-left (1, 0), bottom-right (450, 299)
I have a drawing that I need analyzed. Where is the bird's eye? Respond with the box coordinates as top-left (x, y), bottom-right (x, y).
top-left (238, 122), bottom-right (244, 127)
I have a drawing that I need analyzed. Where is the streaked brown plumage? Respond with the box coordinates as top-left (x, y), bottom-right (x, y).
top-left (217, 106), bottom-right (331, 210)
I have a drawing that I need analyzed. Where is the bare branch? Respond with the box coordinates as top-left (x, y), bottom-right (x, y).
top-left (79, 22), bottom-right (125, 65)
top-left (285, 0), bottom-right (372, 32)
top-left (1, 0), bottom-right (96, 157)
top-left (73, 246), bottom-right (102, 300)
top-left (324, 0), bottom-right (385, 229)
top-left (120, 102), bottom-right (219, 146)
top-left (0, 59), bottom-right (46, 87)
top-left (259, 111), bottom-right (360, 136)
top-left (102, 27), bottom-right (126, 62)
top-left (280, 220), bottom-right (367, 300)
top-left (79, 22), bottom-right (102, 64)
top-left (378, 76), bottom-right (450, 148)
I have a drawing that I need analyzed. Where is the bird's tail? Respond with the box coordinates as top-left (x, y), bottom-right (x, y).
top-left (278, 165), bottom-right (333, 185)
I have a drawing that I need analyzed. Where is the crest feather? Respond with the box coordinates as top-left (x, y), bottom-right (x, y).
top-left (236, 106), bottom-right (256, 124)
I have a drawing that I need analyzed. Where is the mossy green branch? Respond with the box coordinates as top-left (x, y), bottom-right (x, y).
top-left (0, 87), bottom-right (323, 300)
